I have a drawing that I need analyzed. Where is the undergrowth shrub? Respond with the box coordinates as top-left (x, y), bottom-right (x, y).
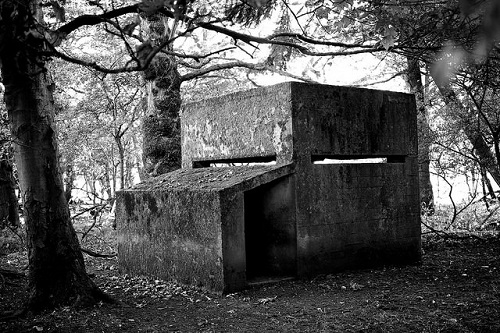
top-left (421, 201), bottom-right (500, 233)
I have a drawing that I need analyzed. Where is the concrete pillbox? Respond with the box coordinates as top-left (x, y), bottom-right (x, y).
top-left (117, 82), bottom-right (421, 293)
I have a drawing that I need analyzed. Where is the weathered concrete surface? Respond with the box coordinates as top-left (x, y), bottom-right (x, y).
top-left (117, 189), bottom-right (223, 290)
top-left (118, 81), bottom-right (421, 293)
top-left (296, 161), bottom-right (420, 276)
top-left (289, 83), bottom-right (420, 276)
top-left (117, 164), bottom-right (294, 293)
top-left (181, 84), bottom-right (294, 168)
top-left (293, 85), bottom-right (417, 156)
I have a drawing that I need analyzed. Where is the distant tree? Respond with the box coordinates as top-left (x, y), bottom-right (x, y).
top-left (437, 55), bottom-right (500, 200)
top-left (54, 60), bottom-right (144, 202)
top-left (0, 95), bottom-right (19, 228)
top-left (405, 57), bottom-right (435, 211)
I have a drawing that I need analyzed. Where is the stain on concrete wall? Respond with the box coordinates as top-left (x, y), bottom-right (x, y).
top-left (289, 83), bottom-right (420, 276)
top-left (181, 84), bottom-right (294, 168)
top-left (296, 161), bottom-right (420, 276)
top-left (117, 189), bottom-right (224, 290)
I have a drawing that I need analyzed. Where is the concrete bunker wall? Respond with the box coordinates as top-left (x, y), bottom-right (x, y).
top-left (181, 84), bottom-right (294, 168)
top-left (289, 84), bottom-right (420, 275)
top-left (296, 163), bottom-right (420, 275)
top-left (117, 189), bottom-right (224, 290)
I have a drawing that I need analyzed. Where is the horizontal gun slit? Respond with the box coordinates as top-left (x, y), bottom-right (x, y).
top-left (193, 155), bottom-right (277, 168)
top-left (311, 155), bottom-right (406, 165)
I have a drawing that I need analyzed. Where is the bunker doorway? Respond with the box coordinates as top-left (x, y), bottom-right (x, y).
top-left (244, 175), bottom-right (297, 283)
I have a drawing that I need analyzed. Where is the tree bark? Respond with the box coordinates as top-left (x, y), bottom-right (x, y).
top-left (406, 57), bottom-right (435, 212)
top-left (0, 0), bottom-right (109, 311)
top-left (142, 14), bottom-right (182, 177)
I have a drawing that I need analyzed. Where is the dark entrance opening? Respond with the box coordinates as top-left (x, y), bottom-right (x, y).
top-left (244, 176), bottom-right (296, 283)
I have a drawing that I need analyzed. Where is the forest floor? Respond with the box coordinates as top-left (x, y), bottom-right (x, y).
top-left (0, 223), bottom-right (499, 333)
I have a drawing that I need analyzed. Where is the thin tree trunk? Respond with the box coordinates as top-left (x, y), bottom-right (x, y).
top-left (102, 167), bottom-right (113, 203)
top-left (406, 57), bottom-right (435, 212)
top-left (64, 163), bottom-right (75, 202)
top-left (432, 78), bottom-right (500, 188)
top-left (131, 131), bottom-right (144, 182)
top-left (0, 159), bottom-right (19, 227)
top-left (0, 0), bottom-right (110, 311)
top-left (125, 157), bottom-right (132, 188)
top-left (115, 135), bottom-right (125, 190)
top-left (480, 165), bottom-right (496, 199)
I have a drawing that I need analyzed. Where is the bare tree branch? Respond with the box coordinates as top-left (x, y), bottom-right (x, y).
top-left (46, 4), bottom-right (418, 77)
top-left (81, 248), bottom-right (117, 258)
top-left (351, 70), bottom-right (406, 87)
top-left (180, 61), bottom-right (318, 83)
top-left (56, 5), bottom-right (140, 36)
top-left (161, 47), bottom-right (237, 61)
top-left (198, 22), bottom-right (386, 56)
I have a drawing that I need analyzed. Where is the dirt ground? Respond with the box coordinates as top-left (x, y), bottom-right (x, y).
top-left (1, 233), bottom-right (499, 333)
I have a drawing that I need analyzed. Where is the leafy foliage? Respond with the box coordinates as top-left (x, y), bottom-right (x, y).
top-left (224, 0), bottom-right (277, 26)
top-left (53, 58), bottom-right (144, 201)
top-left (0, 93), bottom-right (10, 162)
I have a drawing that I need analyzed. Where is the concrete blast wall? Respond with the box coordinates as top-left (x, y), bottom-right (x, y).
top-left (117, 82), bottom-right (421, 293)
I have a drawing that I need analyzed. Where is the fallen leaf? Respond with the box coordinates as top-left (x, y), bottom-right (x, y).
top-left (349, 282), bottom-right (365, 291)
top-left (257, 296), bottom-right (277, 305)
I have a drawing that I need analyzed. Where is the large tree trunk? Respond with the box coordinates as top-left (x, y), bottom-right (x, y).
top-left (0, 0), bottom-right (109, 311)
top-left (142, 14), bottom-right (182, 177)
top-left (406, 57), bottom-right (435, 212)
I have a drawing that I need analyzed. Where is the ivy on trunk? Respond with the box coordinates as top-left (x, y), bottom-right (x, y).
top-left (142, 14), bottom-right (182, 177)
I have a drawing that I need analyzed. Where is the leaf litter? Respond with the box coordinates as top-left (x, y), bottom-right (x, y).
top-left (1, 229), bottom-right (499, 332)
